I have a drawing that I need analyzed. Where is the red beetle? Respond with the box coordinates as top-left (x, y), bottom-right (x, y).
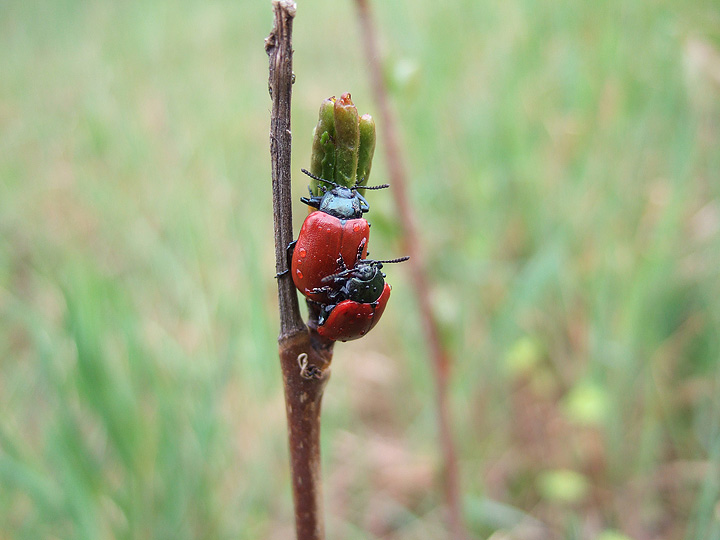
top-left (292, 212), bottom-right (369, 303)
top-left (314, 257), bottom-right (408, 342)
top-left (291, 169), bottom-right (388, 304)
top-left (317, 284), bottom-right (392, 342)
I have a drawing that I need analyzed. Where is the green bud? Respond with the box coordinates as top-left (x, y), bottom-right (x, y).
top-left (307, 93), bottom-right (375, 196)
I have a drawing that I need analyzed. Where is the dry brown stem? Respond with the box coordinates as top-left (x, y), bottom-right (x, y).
top-left (354, 1), bottom-right (470, 538)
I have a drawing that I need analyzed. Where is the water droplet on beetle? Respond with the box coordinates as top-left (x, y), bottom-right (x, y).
top-left (298, 247), bottom-right (307, 258)
top-left (353, 223), bottom-right (361, 232)
top-left (296, 269), bottom-right (303, 279)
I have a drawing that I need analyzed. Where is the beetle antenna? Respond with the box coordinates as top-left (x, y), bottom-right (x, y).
top-left (320, 256), bottom-right (409, 282)
top-left (357, 183), bottom-right (391, 190)
top-left (301, 168), bottom-right (339, 187)
top-left (353, 177), bottom-right (390, 190)
top-left (365, 256), bottom-right (410, 265)
top-left (320, 265), bottom-right (360, 282)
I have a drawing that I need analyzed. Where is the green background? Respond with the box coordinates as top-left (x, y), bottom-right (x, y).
top-left (1, 0), bottom-right (719, 538)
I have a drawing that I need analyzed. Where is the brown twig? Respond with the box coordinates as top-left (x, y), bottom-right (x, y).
top-left (266, 2), bottom-right (333, 539)
top-left (277, 333), bottom-right (331, 540)
top-left (266, 0), bottom-right (303, 336)
top-left (354, 1), bottom-right (470, 538)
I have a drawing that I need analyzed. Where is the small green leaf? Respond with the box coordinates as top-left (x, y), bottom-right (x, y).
top-left (309, 97), bottom-right (336, 195)
top-left (389, 57), bottom-right (421, 94)
top-left (536, 469), bottom-right (589, 504)
top-left (504, 336), bottom-right (542, 377)
top-left (332, 92), bottom-right (360, 188)
top-left (356, 113), bottom-right (376, 190)
top-left (562, 381), bottom-right (610, 426)
top-left (596, 531), bottom-right (635, 540)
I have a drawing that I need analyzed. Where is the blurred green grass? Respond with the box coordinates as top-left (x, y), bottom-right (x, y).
top-left (1, 0), bottom-right (719, 538)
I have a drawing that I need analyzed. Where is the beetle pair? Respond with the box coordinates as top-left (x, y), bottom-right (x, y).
top-left (290, 169), bottom-right (407, 342)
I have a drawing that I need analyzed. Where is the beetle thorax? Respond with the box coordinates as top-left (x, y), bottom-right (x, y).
top-left (319, 187), bottom-right (363, 219)
top-left (345, 265), bottom-right (385, 303)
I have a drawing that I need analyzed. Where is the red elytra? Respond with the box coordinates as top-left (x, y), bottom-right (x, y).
top-left (292, 211), bottom-right (369, 304)
top-left (317, 283), bottom-right (391, 342)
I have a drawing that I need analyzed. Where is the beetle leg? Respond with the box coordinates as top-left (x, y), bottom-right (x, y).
top-left (311, 285), bottom-right (342, 304)
top-left (317, 304), bottom-right (335, 326)
top-left (309, 285), bottom-right (331, 295)
top-left (275, 240), bottom-right (297, 278)
top-left (354, 238), bottom-right (367, 267)
top-left (357, 192), bottom-right (370, 213)
top-left (300, 195), bottom-right (321, 209)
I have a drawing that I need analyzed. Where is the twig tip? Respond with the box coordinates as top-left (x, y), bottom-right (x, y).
top-left (272, 0), bottom-right (297, 16)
